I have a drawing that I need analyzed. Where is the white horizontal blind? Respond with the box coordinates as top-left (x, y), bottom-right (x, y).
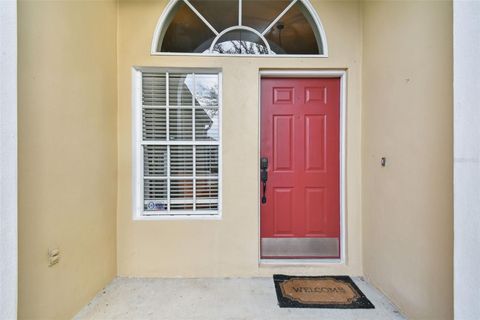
top-left (139, 71), bottom-right (220, 216)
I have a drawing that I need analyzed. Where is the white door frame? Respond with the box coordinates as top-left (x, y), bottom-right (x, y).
top-left (0, 0), bottom-right (18, 318)
top-left (453, 1), bottom-right (480, 318)
top-left (257, 69), bottom-right (347, 265)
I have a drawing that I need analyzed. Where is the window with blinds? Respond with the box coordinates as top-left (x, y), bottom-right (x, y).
top-left (133, 70), bottom-right (221, 217)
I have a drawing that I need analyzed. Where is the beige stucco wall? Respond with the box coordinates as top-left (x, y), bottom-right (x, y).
top-left (117, 0), bottom-right (364, 277)
top-left (362, 1), bottom-right (453, 319)
top-left (15, 0), bottom-right (454, 318)
top-left (18, 1), bottom-right (118, 319)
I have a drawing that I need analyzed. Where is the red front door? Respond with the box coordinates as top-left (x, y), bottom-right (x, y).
top-left (260, 77), bottom-right (341, 259)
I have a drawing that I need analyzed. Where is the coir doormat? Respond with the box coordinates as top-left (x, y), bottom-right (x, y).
top-left (273, 274), bottom-right (375, 309)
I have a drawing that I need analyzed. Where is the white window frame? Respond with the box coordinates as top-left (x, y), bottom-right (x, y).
top-left (150, 0), bottom-right (329, 58)
top-left (132, 67), bottom-right (223, 220)
top-left (0, 0), bottom-right (18, 317)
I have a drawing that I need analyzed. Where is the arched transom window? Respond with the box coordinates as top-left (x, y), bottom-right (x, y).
top-left (152, 0), bottom-right (328, 56)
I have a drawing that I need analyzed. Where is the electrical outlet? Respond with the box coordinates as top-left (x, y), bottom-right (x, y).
top-left (48, 248), bottom-right (60, 267)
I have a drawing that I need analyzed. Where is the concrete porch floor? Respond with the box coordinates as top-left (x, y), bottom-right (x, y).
top-left (75, 277), bottom-right (406, 320)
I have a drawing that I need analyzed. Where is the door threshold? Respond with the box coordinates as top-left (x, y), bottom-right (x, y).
top-left (259, 258), bottom-right (343, 266)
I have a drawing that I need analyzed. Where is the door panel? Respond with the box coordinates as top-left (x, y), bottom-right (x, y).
top-left (260, 77), bottom-right (341, 259)
top-left (305, 187), bottom-right (326, 236)
top-left (273, 116), bottom-right (294, 171)
top-left (273, 188), bottom-right (294, 236)
top-left (305, 115), bottom-right (326, 172)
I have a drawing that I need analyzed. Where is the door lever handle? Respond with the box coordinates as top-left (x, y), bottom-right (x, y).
top-left (260, 157), bottom-right (268, 204)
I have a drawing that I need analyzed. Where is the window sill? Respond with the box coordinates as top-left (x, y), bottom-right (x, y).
top-left (259, 259), bottom-right (344, 267)
top-left (133, 214), bottom-right (222, 221)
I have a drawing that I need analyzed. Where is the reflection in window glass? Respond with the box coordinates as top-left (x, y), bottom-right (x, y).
top-left (195, 74), bottom-right (219, 107)
top-left (211, 30), bottom-right (269, 54)
top-left (160, 1), bottom-right (215, 53)
top-left (138, 71), bottom-right (221, 215)
top-left (242, 0), bottom-right (291, 33)
top-left (195, 74), bottom-right (219, 142)
top-left (195, 109), bottom-right (219, 141)
top-left (189, 0), bottom-right (238, 32)
top-left (169, 109), bottom-right (193, 141)
top-left (264, 2), bottom-right (320, 54)
top-left (157, 0), bottom-right (325, 55)
top-left (169, 73), bottom-right (194, 106)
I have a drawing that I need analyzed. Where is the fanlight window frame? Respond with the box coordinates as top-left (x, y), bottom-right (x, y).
top-left (151, 0), bottom-right (329, 57)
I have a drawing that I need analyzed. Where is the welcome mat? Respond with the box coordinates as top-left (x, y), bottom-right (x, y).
top-left (273, 275), bottom-right (375, 309)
